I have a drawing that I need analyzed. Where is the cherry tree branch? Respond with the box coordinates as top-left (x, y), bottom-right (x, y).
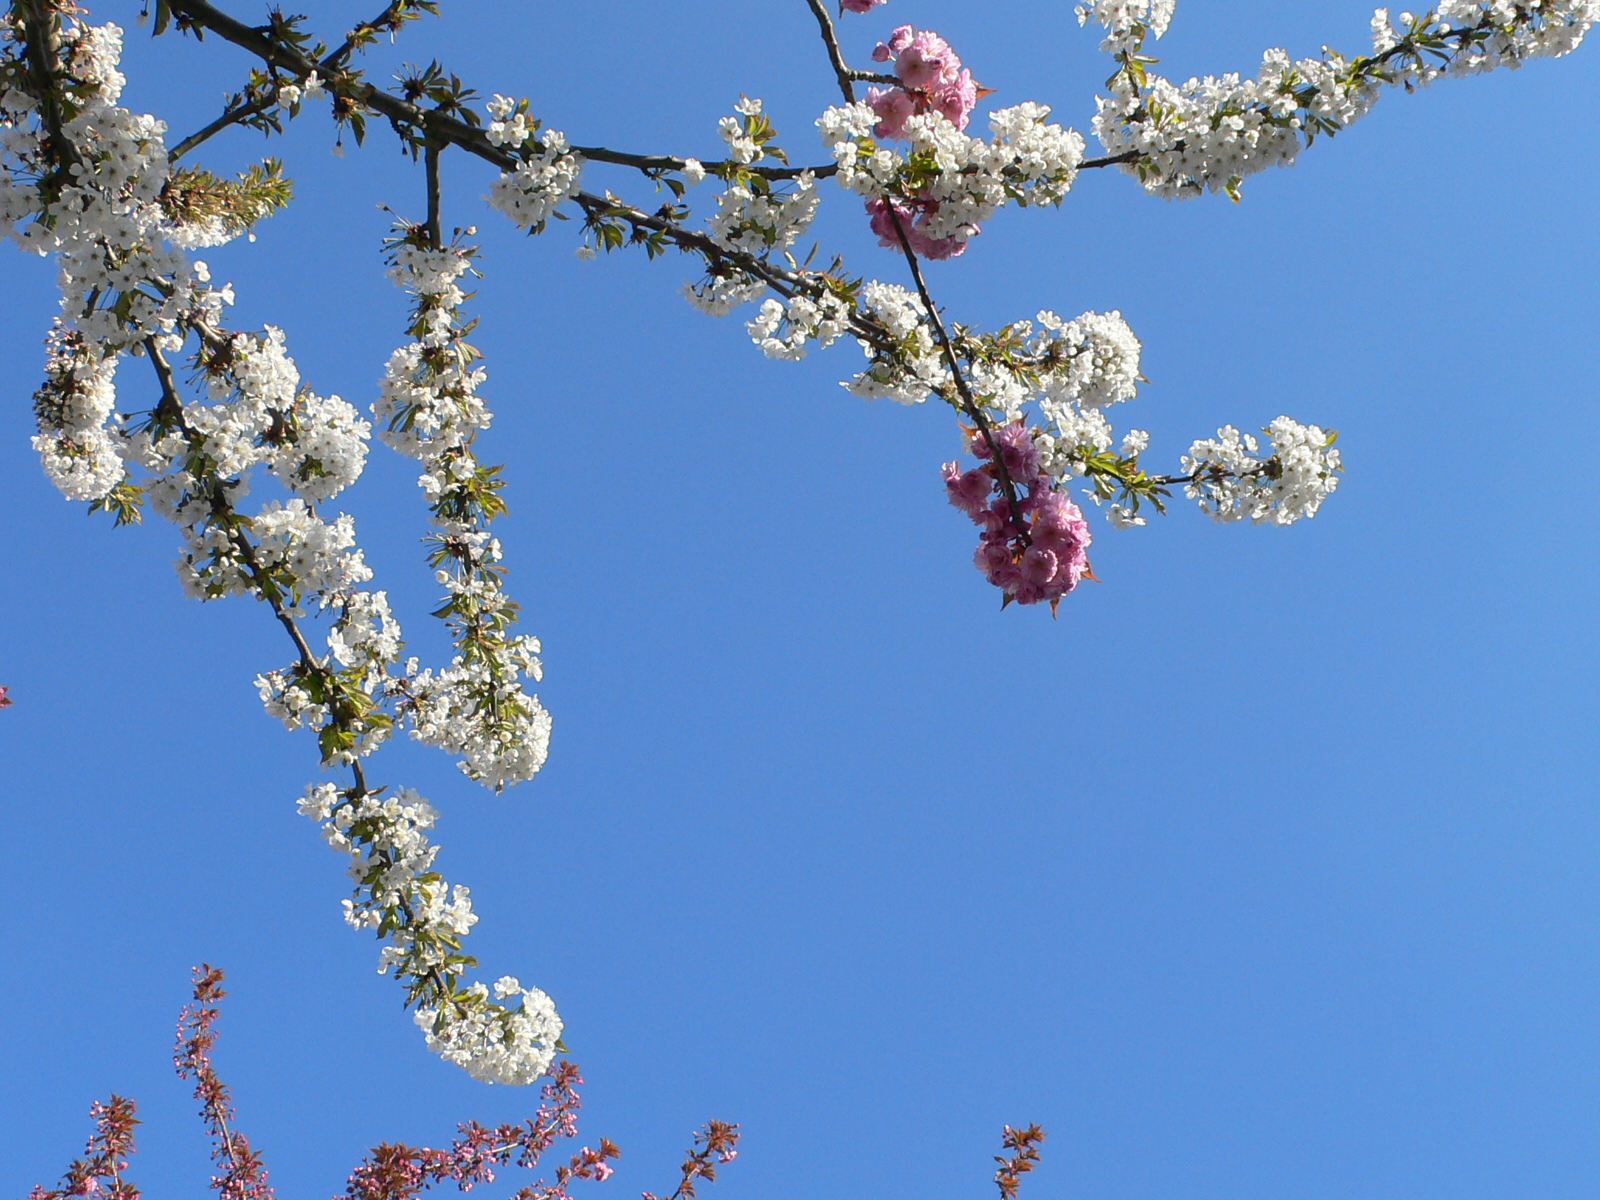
top-left (169, 89), bottom-right (273, 161)
top-left (145, 339), bottom-right (322, 670)
top-left (424, 140), bottom-right (442, 248)
top-left (325, 0), bottom-right (434, 70)
top-left (152, 334), bottom-right (468, 1017)
top-left (15, 0), bottom-right (75, 178)
top-left (804, 0), bottom-right (856, 102)
top-left (160, 0), bottom-right (825, 179)
top-left (884, 209), bottom-right (1029, 541)
top-left (800, 0), bottom-right (898, 103)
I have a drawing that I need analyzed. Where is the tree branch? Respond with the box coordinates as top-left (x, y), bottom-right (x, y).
top-left (15, 0), bottom-right (75, 180)
top-left (145, 336), bottom-right (322, 672)
top-left (326, 0), bottom-right (430, 70)
top-left (884, 209), bottom-right (1029, 541)
top-left (424, 138), bottom-right (442, 249)
top-left (162, 0), bottom-right (830, 180)
top-left (803, 0), bottom-right (858, 104)
top-left (169, 90), bottom-right (273, 161)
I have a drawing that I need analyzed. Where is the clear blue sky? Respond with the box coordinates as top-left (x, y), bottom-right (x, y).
top-left (3, 3), bottom-right (1599, 1198)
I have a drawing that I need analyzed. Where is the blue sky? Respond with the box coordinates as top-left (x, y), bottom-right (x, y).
top-left (3, 2), bottom-right (1599, 1198)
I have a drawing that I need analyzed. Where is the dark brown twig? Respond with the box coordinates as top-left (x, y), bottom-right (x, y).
top-left (424, 138), bottom-right (443, 249)
top-left (804, 0), bottom-right (859, 103)
top-left (170, 91), bottom-right (274, 161)
top-left (884, 209), bottom-right (1029, 541)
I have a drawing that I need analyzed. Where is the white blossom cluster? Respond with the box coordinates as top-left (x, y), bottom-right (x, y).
top-left (1380, 1), bottom-right (1600, 68)
top-left (844, 281), bottom-right (951, 404)
top-left (1086, 0), bottom-right (1600, 198)
top-left (417, 975), bottom-right (564, 1087)
top-left (485, 110), bottom-right (583, 231)
top-left (30, 325), bottom-right (122, 500)
top-left (484, 92), bottom-right (535, 148)
top-left (177, 499), bottom-right (370, 601)
top-left (298, 783), bottom-right (562, 1085)
top-left (380, 235), bottom-right (553, 791)
top-left (744, 288), bottom-right (851, 360)
top-left (707, 169), bottom-right (819, 257)
top-left (1032, 309), bottom-right (1143, 411)
top-left (1091, 49), bottom-right (1381, 199)
top-left (5, 16), bottom-right (558, 1084)
top-left (376, 245), bottom-right (488, 455)
top-left (4, 19), bottom-right (200, 503)
top-left (818, 101), bottom-right (1086, 248)
top-left (1181, 417), bottom-right (1342, 524)
top-left (1000, 309), bottom-right (1146, 484)
top-left (404, 567), bottom-right (553, 790)
top-left (255, 586), bottom-right (406, 759)
top-left (182, 324), bottom-right (369, 496)
top-left (1076, 0), bottom-right (1176, 53)
top-left (326, 588), bottom-right (405, 680)
top-left (681, 268), bottom-right (767, 316)
top-left (719, 95), bottom-right (768, 164)
top-left (5, 24), bottom-right (200, 345)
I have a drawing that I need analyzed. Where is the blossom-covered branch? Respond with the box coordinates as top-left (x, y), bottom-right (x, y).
top-left (174, 966), bottom-right (275, 1200)
top-left (7, 0), bottom-right (559, 1081)
top-left (10, 0), bottom-right (1595, 1082)
top-left (640, 1122), bottom-right (741, 1200)
top-left (33, 970), bottom-right (615, 1200)
top-left (27, 1096), bottom-right (141, 1200)
top-left (341, 1059), bottom-right (618, 1200)
top-left (1082, 0), bottom-right (1600, 198)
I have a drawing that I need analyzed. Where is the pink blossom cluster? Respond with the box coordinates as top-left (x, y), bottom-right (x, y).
top-left (840, 0), bottom-right (890, 11)
top-left (341, 1058), bottom-right (620, 1200)
top-left (865, 194), bottom-right (968, 260)
top-left (175, 966), bottom-right (277, 1200)
top-left (859, 26), bottom-right (986, 259)
top-left (943, 423), bottom-right (1093, 611)
top-left (868, 25), bottom-right (979, 136)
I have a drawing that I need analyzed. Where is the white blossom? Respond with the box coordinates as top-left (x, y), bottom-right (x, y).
top-left (486, 128), bottom-right (583, 230)
top-left (1182, 417), bottom-right (1341, 524)
top-left (708, 170), bottom-right (818, 257)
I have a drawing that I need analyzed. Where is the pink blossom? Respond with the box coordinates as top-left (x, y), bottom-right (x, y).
top-left (976, 540), bottom-right (1021, 589)
top-left (942, 461), bottom-right (992, 518)
top-left (865, 195), bottom-right (912, 246)
top-left (873, 25), bottom-right (916, 61)
top-left (863, 26), bottom-right (980, 138)
top-left (990, 422), bottom-right (1042, 485)
top-left (866, 85), bottom-right (916, 140)
top-left (944, 423), bottom-right (1092, 611)
top-left (908, 219), bottom-right (971, 259)
top-left (894, 28), bottom-right (959, 91)
top-left (865, 196), bottom-right (973, 260)
top-left (840, 0), bottom-right (888, 11)
top-left (930, 68), bottom-right (978, 130)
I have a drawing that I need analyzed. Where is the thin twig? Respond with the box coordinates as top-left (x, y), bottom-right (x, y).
top-left (325, 0), bottom-right (421, 69)
top-left (146, 337), bottom-right (322, 671)
top-left (170, 91), bottom-right (273, 161)
top-left (803, 0), bottom-right (859, 103)
top-left (424, 137), bottom-right (442, 249)
top-left (16, 0), bottom-right (74, 177)
top-left (884, 209), bottom-right (1029, 541)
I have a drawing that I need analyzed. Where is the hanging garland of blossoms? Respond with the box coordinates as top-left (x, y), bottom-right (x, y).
top-left (6, 0), bottom-right (1598, 1098)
